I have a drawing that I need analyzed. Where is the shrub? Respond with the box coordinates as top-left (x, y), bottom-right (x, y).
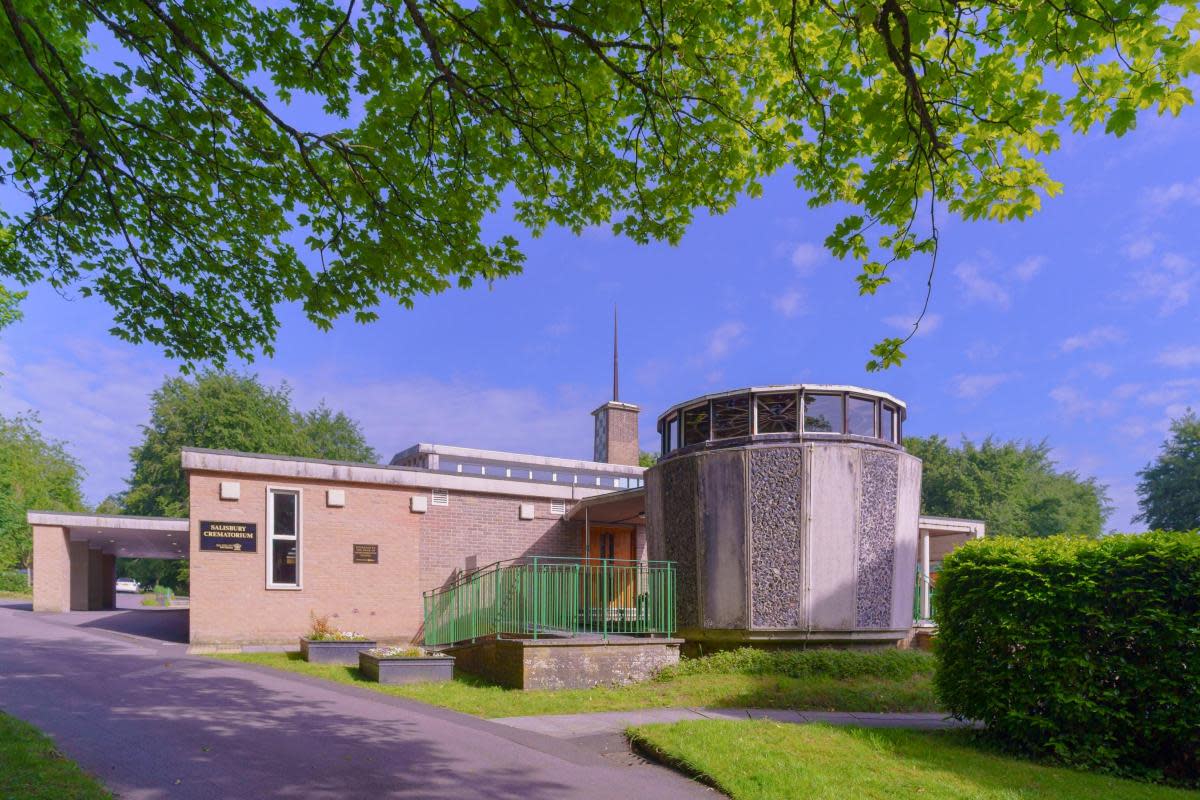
top-left (657, 647), bottom-right (934, 682)
top-left (0, 570), bottom-right (30, 593)
top-left (305, 612), bottom-right (367, 642)
top-left (935, 532), bottom-right (1200, 785)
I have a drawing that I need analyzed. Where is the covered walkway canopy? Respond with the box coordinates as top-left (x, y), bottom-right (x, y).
top-left (27, 511), bottom-right (189, 612)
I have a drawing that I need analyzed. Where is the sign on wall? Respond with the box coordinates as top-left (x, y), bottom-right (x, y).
top-left (199, 521), bottom-right (257, 553)
top-left (353, 544), bottom-right (379, 564)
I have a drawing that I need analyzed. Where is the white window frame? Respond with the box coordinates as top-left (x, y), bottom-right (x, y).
top-left (266, 486), bottom-right (303, 590)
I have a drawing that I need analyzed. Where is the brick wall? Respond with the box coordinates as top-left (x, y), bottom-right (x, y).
top-left (606, 406), bottom-right (641, 467)
top-left (31, 525), bottom-right (70, 612)
top-left (417, 490), bottom-right (582, 592)
top-left (189, 471), bottom-right (421, 645)
top-left (189, 472), bottom-right (589, 645)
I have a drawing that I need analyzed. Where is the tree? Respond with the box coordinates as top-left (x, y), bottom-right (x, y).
top-left (906, 435), bottom-right (1111, 537)
top-left (0, 413), bottom-right (85, 571)
top-left (124, 370), bottom-right (378, 517)
top-left (2, 1), bottom-right (1196, 368)
top-left (638, 451), bottom-right (658, 468)
top-left (1135, 410), bottom-right (1200, 531)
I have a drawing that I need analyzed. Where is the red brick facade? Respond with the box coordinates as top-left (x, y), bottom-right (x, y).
top-left (188, 471), bottom-right (590, 646)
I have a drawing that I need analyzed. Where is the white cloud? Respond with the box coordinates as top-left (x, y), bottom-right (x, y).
top-left (1084, 362), bottom-right (1115, 378)
top-left (789, 242), bottom-right (825, 274)
top-left (953, 262), bottom-right (1011, 309)
top-left (1059, 325), bottom-right (1125, 354)
top-left (283, 372), bottom-right (605, 463)
top-left (705, 321), bottom-right (747, 361)
top-left (1123, 236), bottom-right (1156, 260)
top-left (1127, 251), bottom-right (1198, 314)
top-left (883, 313), bottom-right (942, 338)
top-left (1155, 345), bottom-right (1200, 369)
top-left (1013, 256), bottom-right (1046, 282)
top-left (965, 340), bottom-right (1001, 362)
top-left (1144, 177), bottom-right (1200, 213)
top-left (772, 289), bottom-right (805, 318)
top-left (1049, 385), bottom-right (1120, 418)
top-left (951, 372), bottom-right (1017, 400)
top-left (0, 340), bottom-right (168, 503)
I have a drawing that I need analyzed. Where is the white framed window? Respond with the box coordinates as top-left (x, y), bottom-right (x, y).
top-left (431, 488), bottom-right (449, 507)
top-left (266, 487), bottom-right (302, 589)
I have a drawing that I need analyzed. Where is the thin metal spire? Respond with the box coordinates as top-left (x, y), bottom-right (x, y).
top-left (612, 305), bottom-right (619, 402)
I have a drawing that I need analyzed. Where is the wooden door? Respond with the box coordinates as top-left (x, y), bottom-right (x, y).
top-left (586, 526), bottom-right (637, 616)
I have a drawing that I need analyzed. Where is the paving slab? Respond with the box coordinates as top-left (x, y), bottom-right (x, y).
top-left (0, 605), bottom-right (710, 800)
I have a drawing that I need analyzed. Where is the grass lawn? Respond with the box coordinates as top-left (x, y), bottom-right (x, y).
top-left (0, 590), bottom-right (31, 599)
top-left (627, 720), bottom-right (1200, 800)
top-left (211, 649), bottom-right (938, 718)
top-left (0, 712), bottom-right (111, 800)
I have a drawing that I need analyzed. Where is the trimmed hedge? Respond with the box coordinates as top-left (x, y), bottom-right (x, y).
top-left (935, 532), bottom-right (1200, 784)
top-left (658, 647), bottom-right (934, 681)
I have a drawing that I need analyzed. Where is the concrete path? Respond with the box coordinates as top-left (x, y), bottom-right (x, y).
top-left (493, 708), bottom-right (966, 738)
top-left (0, 602), bottom-right (711, 799)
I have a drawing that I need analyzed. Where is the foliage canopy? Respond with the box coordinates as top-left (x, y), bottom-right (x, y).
top-left (123, 370), bottom-right (378, 517)
top-left (1136, 410), bottom-right (1200, 531)
top-left (906, 434), bottom-right (1110, 536)
top-left (1, 0), bottom-right (1197, 366)
top-left (0, 413), bottom-right (85, 570)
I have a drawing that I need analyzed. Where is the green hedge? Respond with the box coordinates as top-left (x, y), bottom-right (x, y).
top-left (934, 532), bottom-right (1200, 784)
top-left (659, 647), bottom-right (934, 682)
top-left (0, 571), bottom-right (30, 593)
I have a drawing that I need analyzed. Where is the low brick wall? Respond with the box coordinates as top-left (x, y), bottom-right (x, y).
top-left (446, 637), bottom-right (682, 690)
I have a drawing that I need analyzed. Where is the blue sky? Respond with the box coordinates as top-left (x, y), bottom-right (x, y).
top-left (1, 96), bottom-right (1198, 531)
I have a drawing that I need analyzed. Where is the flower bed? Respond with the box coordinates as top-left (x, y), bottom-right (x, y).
top-left (358, 647), bottom-right (454, 685)
top-left (300, 613), bottom-right (375, 664)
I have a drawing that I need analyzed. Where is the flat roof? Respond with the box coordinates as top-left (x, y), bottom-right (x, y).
top-left (181, 447), bottom-right (625, 501)
top-left (390, 443), bottom-right (644, 475)
top-left (27, 511), bottom-right (190, 559)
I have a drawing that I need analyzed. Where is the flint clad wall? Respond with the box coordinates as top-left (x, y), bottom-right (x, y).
top-left (647, 441), bottom-right (922, 643)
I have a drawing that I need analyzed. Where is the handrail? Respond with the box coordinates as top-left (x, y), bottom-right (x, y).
top-left (423, 556), bottom-right (676, 647)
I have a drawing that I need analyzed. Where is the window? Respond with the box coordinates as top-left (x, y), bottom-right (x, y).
top-left (711, 394), bottom-right (751, 439)
top-left (431, 488), bottom-right (449, 506)
top-left (666, 415), bottom-right (680, 453)
top-left (267, 489), bottom-right (300, 588)
top-left (756, 392), bottom-right (798, 433)
top-left (682, 404), bottom-right (710, 446)
top-left (803, 394), bottom-right (844, 433)
top-left (881, 404), bottom-right (898, 443)
top-left (847, 396), bottom-right (877, 437)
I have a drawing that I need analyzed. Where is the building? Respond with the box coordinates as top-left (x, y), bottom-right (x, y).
top-left (27, 384), bottom-right (981, 653)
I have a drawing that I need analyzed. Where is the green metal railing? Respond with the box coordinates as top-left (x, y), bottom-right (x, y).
top-left (422, 556), bottom-right (676, 647)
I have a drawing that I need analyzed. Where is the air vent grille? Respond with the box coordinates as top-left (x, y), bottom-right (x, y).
top-left (431, 489), bottom-right (449, 507)
top-left (550, 499), bottom-right (566, 516)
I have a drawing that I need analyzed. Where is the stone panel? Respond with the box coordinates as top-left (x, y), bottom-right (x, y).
top-left (659, 455), bottom-right (699, 629)
top-left (449, 638), bottom-right (682, 690)
top-left (856, 450), bottom-right (899, 628)
top-left (749, 447), bottom-right (803, 628)
top-left (698, 451), bottom-right (747, 629)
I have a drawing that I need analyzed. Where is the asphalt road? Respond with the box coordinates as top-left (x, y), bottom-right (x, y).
top-left (0, 602), bottom-right (711, 800)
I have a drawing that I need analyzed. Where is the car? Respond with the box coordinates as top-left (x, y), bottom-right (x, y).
top-left (115, 578), bottom-right (140, 593)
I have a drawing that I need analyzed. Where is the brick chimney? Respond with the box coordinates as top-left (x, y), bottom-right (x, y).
top-left (591, 305), bottom-right (641, 465)
top-left (593, 401), bottom-right (641, 466)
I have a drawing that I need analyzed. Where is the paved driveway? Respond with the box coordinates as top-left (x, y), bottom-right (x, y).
top-left (0, 603), bottom-right (710, 799)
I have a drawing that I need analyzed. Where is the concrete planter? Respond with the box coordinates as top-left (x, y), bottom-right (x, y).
top-left (300, 638), bottom-right (377, 665)
top-left (359, 651), bottom-right (455, 684)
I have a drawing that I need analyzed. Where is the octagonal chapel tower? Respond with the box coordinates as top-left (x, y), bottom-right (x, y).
top-left (645, 385), bottom-right (921, 648)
